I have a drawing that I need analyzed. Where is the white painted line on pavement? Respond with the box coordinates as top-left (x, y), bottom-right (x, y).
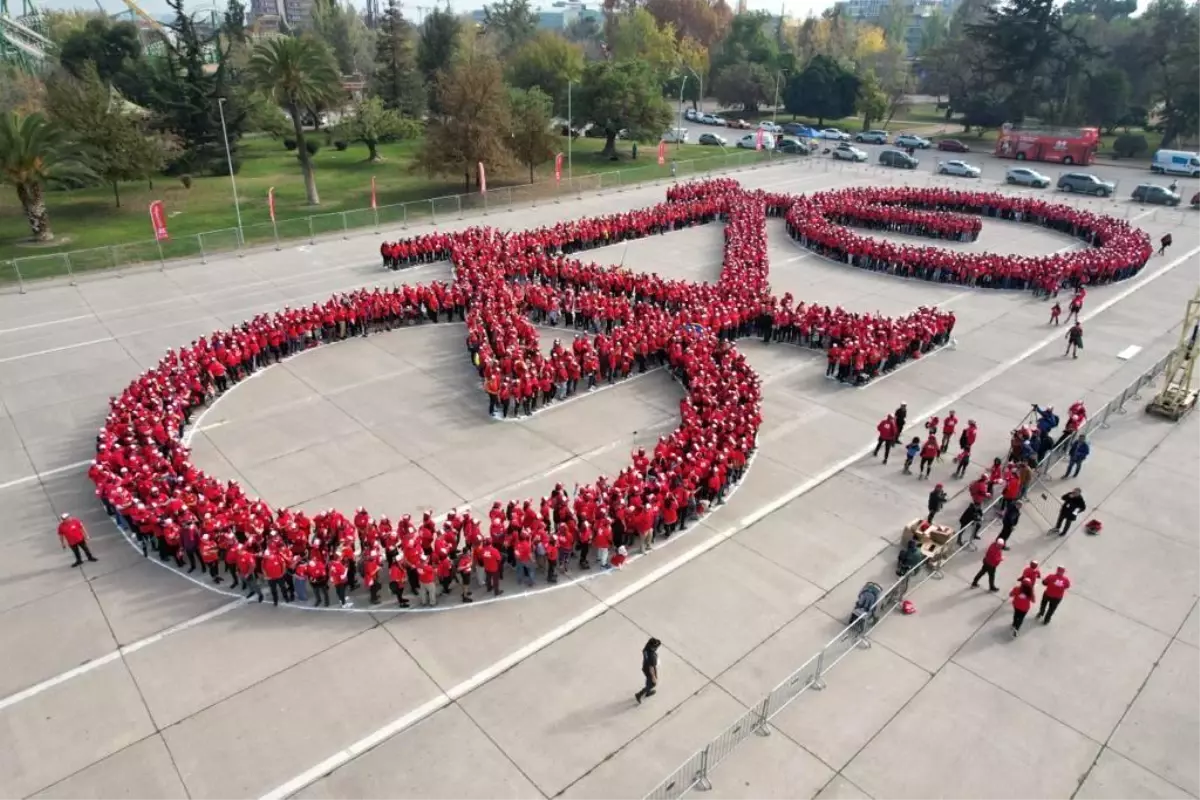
top-left (0, 314), bottom-right (95, 336)
top-left (0, 599), bottom-right (244, 713)
top-left (0, 337), bottom-right (114, 364)
top-left (0, 459), bottom-right (92, 492)
top-left (258, 243), bottom-right (1199, 800)
top-left (1117, 345), bottom-right (1142, 360)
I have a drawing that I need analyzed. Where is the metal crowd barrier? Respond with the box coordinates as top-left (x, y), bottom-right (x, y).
top-left (645, 347), bottom-right (1176, 799)
top-left (2, 149), bottom-right (786, 294)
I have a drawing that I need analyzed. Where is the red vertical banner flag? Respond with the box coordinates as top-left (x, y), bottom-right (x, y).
top-left (148, 200), bottom-right (169, 242)
top-left (267, 187), bottom-right (276, 222)
top-left (657, 140), bottom-right (666, 165)
top-left (478, 162), bottom-right (487, 194)
top-left (554, 152), bottom-right (563, 183)
top-left (755, 129), bottom-right (764, 151)
top-left (370, 176), bottom-right (377, 210)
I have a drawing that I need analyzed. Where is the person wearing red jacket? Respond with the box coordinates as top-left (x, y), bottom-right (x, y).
top-left (480, 543), bottom-right (503, 596)
top-left (971, 537), bottom-right (1005, 591)
top-left (308, 557), bottom-right (330, 607)
top-left (1010, 577), bottom-right (1036, 637)
top-left (918, 435), bottom-right (940, 479)
top-left (416, 559), bottom-right (437, 607)
top-left (57, 513), bottom-right (98, 567)
top-left (329, 558), bottom-right (351, 608)
top-left (1038, 567), bottom-right (1071, 624)
top-left (873, 414), bottom-right (898, 464)
top-left (237, 547), bottom-right (263, 603)
top-left (262, 549), bottom-right (288, 606)
top-left (940, 411), bottom-right (958, 454)
top-left (388, 560), bottom-right (410, 607)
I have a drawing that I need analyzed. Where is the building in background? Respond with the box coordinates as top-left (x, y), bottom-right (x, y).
top-left (470, 1), bottom-right (602, 31)
top-left (835, 0), bottom-right (956, 57)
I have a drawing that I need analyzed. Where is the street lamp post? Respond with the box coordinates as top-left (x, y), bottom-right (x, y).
top-left (217, 97), bottom-right (244, 248)
top-left (567, 81), bottom-right (573, 181)
top-left (684, 65), bottom-right (703, 114)
top-left (677, 74), bottom-right (688, 152)
top-left (772, 69), bottom-right (789, 127)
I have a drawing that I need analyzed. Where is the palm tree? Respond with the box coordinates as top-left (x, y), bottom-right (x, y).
top-left (249, 36), bottom-right (343, 206)
top-left (0, 112), bottom-right (93, 242)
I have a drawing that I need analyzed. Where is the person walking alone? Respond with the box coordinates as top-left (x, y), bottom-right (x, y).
top-left (927, 483), bottom-right (948, 523)
top-left (971, 537), bottom-right (1005, 591)
top-left (635, 637), bottom-right (661, 704)
top-left (1052, 489), bottom-right (1087, 537)
top-left (57, 513), bottom-right (98, 567)
top-left (1038, 567), bottom-right (1071, 624)
top-left (1065, 322), bottom-right (1083, 359)
top-left (1010, 578), bottom-right (1036, 637)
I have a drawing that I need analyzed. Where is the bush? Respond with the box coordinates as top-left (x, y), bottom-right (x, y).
top-left (334, 140), bottom-right (348, 151)
top-left (1113, 133), bottom-right (1148, 159)
top-left (283, 137), bottom-right (297, 151)
top-left (211, 157), bottom-right (242, 177)
top-left (180, 174), bottom-right (192, 189)
top-left (305, 139), bottom-right (321, 155)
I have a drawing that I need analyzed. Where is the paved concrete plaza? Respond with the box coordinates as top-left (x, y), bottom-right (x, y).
top-left (0, 157), bottom-right (1197, 800)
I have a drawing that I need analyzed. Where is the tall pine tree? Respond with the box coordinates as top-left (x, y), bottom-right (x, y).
top-left (373, 0), bottom-right (425, 117)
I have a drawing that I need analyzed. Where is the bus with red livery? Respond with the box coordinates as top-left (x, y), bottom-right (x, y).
top-left (994, 125), bottom-right (1100, 166)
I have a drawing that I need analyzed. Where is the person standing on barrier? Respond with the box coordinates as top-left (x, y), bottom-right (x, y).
top-left (1051, 489), bottom-right (1087, 537)
top-left (1010, 577), bottom-right (1036, 637)
top-left (634, 637), bottom-right (661, 704)
top-left (1038, 567), bottom-right (1071, 624)
top-left (972, 538), bottom-right (1005, 591)
top-left (1063, 436), bottom-right (1090, 478)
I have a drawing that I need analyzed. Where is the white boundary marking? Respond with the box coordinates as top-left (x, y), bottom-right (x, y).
top-left (259, 243), bottom-right (1200, 800)
top-left (0, 459), bottom-right (93, 492)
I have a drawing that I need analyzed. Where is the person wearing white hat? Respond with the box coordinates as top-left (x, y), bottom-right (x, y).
top-left (57, 513), bottom-right (98, 567)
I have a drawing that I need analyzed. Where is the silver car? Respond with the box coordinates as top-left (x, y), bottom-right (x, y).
top-left (938, 159), bottom-right (981, 178)
top-left (895, 133), bottom-right (931, 149)
top-left (832, 144), bottom-right (868, 162)
top-left (1005, 167), bottom-right (1051, 188)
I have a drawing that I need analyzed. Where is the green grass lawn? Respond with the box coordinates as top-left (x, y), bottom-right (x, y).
top-left (0, 133), bottom-right (736, 268)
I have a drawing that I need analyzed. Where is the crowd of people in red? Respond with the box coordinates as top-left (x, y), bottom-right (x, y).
top-left (83, 179), bottom-right (978, 609)
top-left (783, 186), bottom-right (1152, 294)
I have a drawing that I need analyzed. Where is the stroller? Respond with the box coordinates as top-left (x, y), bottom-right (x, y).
top-left (849, 581), bottom-right (883, 633)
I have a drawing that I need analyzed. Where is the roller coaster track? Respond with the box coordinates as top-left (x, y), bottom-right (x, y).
top-left (0, 1), bottom-right (54, 69)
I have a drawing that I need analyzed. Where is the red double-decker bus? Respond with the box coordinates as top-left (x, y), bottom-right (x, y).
top-left (994, 125), bottom-right (1100, 166)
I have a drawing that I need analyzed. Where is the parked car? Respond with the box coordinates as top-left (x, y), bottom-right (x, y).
top-left (698, 132), bottom-right (727, 147)
top-left (855, 129), bottom-right (889, 144)
top-left (1131, 184), bottom-right (1182, 206)
top-left (936, 138), bottom-right (970, 152)
top-left (832, 143), bottom-right (868, 162)
top-left (661, 127), bottom-right (690, 144)
top-left (758, 121), bottom-right (783, 134)
top-left (781, 122), bottom-right (810, 136)
top-left (736, 133), bottom-right (776, 150)
top-left (895, 133), bottom-right (932, 149)
top-left (1150, 149), bottom-right (1200, 177)
top-left (726, 118), bottom-right (752, 130)
top-left (1005, 167), bottom-right (1051, 188)
top-left (819, 127), bottom-right (851, 141)
top-left (879, 149), bottom-right (918, 169)
top-left (701, 113), bottom-right (725, 125)
top-left (1057, 172), bottom-right (1115, 197)
top-left (684, 107), bottom-right (700, 122)
top-left (937, 159), bottom-right (981, 178)
top-left (777, 138), bottom-right (811, 155)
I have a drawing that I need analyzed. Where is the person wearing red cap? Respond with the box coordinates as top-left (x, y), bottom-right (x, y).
top-left (1010, 577), bottom-right (1036, 637)
top-left (1038, 567), bottom-right (1071, 624)
top-left (57, 513), bottom-right (97, 567)
top-left (926, 483), bottom-right (947, 523)
top-left (971, 537), bottom-right (1004, 591)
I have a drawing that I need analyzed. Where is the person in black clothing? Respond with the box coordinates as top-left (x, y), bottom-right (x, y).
top-left (635, 637), bottom-right (661, 704)
top-left (999, 500), bottom-right (1021, 548)
top-left (958, 502), bottom-right (983, 545)
top-left (894, 403), bottom-right (908, 437)
top-left (927, 483), bottom-right (948, 523)
top-left (1052, 488), bottom-right (1087, 536)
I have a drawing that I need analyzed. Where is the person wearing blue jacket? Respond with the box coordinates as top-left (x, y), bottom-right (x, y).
top-left (1033, 404), bottom-right (1059, 436)
top-left (1064, 436), bottom-right (1090, 478)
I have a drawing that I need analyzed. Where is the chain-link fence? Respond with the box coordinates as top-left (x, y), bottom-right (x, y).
top-left (644, 347), bottom-right (1176, 799)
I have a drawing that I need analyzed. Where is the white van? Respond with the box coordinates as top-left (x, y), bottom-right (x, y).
top-left (661, 128), bottom-right (690, 144)
top-left (1150, 149), bottom-right (1200, 177)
